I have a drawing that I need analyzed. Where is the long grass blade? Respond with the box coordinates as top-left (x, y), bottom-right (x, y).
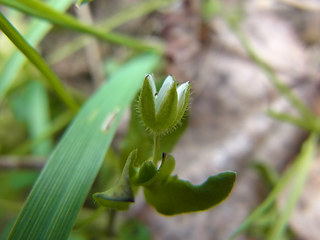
top-left (0, 0), bottom-right (74, 101)
top-left (0, 0), bottom-right (164, 54)
top-left (0, 12), bottom-right (79, 112)
top-left (230, 134), bottom-right (317, 238)
top-left (267, 133), bottom-right (317, 239)
top-left (9, 81), bottom-right (53, 155)
top-left (268, 110), bottom-right (320, 134)
top-left (8, 54), bottom-right (159, 240)
top-left (229, 21), bottom-right (316, 122)
top-left (48, 0), bottom-right (177, 64)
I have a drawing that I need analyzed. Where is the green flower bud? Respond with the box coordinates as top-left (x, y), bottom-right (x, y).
top-left (139, 74), bottom-right (190, 134)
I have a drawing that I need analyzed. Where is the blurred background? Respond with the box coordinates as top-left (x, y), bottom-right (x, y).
top-left (1, 0), bottom-right (320, 239)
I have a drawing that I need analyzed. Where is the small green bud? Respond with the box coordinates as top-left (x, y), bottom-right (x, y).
top-left (139, 75), bottom-right (190, 134)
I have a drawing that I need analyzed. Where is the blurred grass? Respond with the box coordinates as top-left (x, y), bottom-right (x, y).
top-left (9, 81), bottom-right (53, 156)
top-left (0, 11), bottom-right (79, 112)
top-left (225, 3), bottom-right (320, 238)
top-left (0, 0), bottom-right (75, 101)
top-left (231, 134), bottom-right (317, 239)
top-left (0, 0), bottom-right (164, 54)
top-left (49, 0), bottom-right (178, 64)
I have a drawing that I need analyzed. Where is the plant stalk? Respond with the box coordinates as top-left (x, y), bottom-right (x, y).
top-left (106, 209), bottom-right (117, 237)
top-left (153, 134), bottom-right (160, 165)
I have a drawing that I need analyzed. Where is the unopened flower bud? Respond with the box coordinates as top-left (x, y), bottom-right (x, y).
top-left (139, 74), bottom-right (190, 134)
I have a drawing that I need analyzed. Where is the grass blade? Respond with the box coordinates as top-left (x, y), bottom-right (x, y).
top-left (267, 133), bottom-right (317, 239)
top-left (0, 0), bottom-right (164, 54)
top-left (9, 81), bottom-right (53, 155)
top-left (0, 0), bottom-right (74, 101)
top-left (230, 134), bottom-right (317, 239)
top-left (8, 54), bottom-right (160, 240)
top-left (48, 0), bottom-right (177, 64)
top-left (268, 110), bottom-right (320, 134)
top-left (0, 12), bottom-right (79, 112)
top-left (11, 111), bottom-right (74, 155)
top-left (229, 21), bottom-right (316, 122)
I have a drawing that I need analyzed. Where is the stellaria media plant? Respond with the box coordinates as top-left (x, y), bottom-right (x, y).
top-left (94, 75), bottom-right (236, 215)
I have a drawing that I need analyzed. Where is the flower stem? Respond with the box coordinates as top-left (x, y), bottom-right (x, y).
top-left (152, 134), bottom-right (160, 165)
top-left (106, 209), bottom-right (117, 237)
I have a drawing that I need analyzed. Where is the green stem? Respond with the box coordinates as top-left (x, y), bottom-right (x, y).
top-left (153, 134), bottom-right (160, 165)
top-left (106, 209), bottom-right (117, 237)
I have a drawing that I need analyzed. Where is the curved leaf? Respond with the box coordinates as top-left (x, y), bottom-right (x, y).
top-left (143, 155), bottom-right (236, 215)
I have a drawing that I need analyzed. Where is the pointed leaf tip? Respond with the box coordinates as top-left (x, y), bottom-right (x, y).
top-left (93, 150), bottom-right (138, 210)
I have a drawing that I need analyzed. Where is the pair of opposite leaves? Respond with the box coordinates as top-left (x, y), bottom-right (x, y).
top-left (93, 150), bottom-right (236, 215)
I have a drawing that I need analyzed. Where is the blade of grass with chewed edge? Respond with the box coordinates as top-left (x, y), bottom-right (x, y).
top-left (0, 0), bottom-right (74, 101)
top-left (8, 53), bottom-right (160, 240)
top-left (0, 0), bottom-right (164, 54)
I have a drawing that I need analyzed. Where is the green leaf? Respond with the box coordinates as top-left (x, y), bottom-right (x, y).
top-left (143, 154), bottom-right (236, 215)
top-left (8, 53), bottom-right (160, 240)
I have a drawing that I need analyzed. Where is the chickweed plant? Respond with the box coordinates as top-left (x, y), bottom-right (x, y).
top-left (93, 74), bottom-right (236, 215)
